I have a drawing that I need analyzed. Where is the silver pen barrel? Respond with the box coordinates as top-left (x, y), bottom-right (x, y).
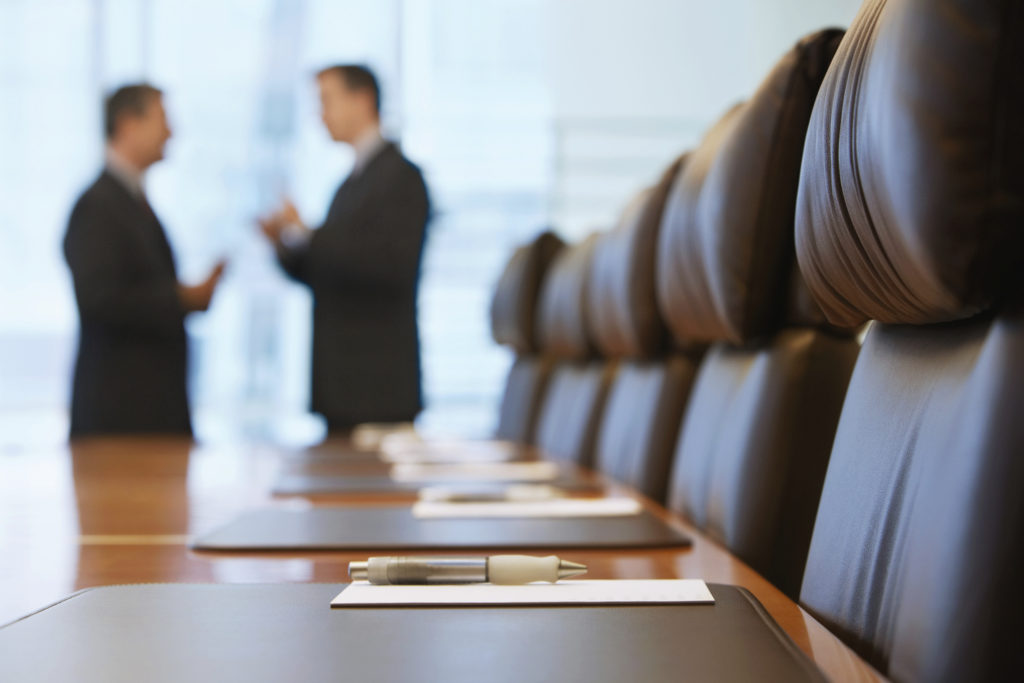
top-left (349, 557), bottom-right (487, 584)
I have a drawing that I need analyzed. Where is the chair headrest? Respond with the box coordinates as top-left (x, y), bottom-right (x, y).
top-left (656, 29), bottom-right (845, 345)
top-left (536, 234), bottom-right (602, 360)
top-left (796, 0), bottom-right (1024, 327)
top-left (587, 155), bottom-right (688, 358)
top-left (490, 230), bottom-right (565, 353)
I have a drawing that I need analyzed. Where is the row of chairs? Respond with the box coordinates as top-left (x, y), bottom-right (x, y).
top-left (485, 0), bottom-right (1022, 679)
top-left (490, 28), bottom-right (854, 601)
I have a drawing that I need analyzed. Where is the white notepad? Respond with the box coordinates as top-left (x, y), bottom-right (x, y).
top-left (352, 423), bottom-right (418, 450)
top-left (412, 498), bottom-right (642, 518)
top-left (418, 484), bottom-right (564, 503)
top-left (332, 580), bottom-right (715, 607)
top-left (390, 461), bottom-right (561, 483)
top-left (381, 439), bottom-right (520, 464)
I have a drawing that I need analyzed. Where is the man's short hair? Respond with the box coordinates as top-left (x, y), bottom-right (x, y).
top-left (317, 64), bottom-right (381, 115)
top-left (104, 84), bottom-right (162, 140)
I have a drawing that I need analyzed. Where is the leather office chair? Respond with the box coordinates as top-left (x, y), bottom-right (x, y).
top-left (531, 234), bottom-right (618, 467)
top-left (794, 1), bottom-right (1024, 680)
top-left (658, 29), bottom-right (858, 600)
top-left (490, 230), bottom-right (565, 443)
top-left (587, 157), bottom-right (701, 503)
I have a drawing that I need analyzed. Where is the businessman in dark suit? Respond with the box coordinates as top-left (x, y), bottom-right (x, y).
top-left (260, 65), bottom-right (430, 432)
top-left (64, 84), bottom-right (225, 437)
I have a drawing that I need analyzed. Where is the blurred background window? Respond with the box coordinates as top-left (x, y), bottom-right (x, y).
top-left (0, 0), bottom-right (859, 448)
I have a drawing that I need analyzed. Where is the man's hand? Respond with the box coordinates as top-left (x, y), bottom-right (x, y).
top-left (258, 197), bottom-right (305, 244)
top-left (258, 212), bottom-right (285, 242)
top-left (277, 198), bottom-right (302, 226)
top-left (178, 261), bottom-right (227, 313)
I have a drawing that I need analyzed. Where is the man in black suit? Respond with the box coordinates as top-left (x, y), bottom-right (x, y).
top-left (260, 65), bottom-right (430, 432)
top-left (64, 84), bottom-right (225, 437)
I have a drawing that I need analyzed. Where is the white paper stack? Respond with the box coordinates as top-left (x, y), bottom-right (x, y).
top-left (351, 422), bottom-right (418, 450)
top-left (418, 484), bottom-right (564, 503)
top-left (412, 497), bottom-right (642, 518)
top-left (390, 461), bottom-right (561, 483)
top-left (380, 436), bottom-right (521, 464)
top-left (332, 580), bottom-right (715, 607)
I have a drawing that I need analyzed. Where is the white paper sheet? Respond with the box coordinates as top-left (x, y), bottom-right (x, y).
top-left (418, 484), bottom-right (564, 503)
top-left (351, 423), bottom-right (417, 450)
top-left (412, 497), bottom-right (642, 518)
top-left (332, 579), bottom-right (715, 607)
top-left (390, 461), bottom-right (561, 483)
top-left (380, 438), bottom-right (521, 464)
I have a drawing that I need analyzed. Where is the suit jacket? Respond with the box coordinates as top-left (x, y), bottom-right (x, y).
top-left (63, 170), bottom-right (191, 437)
top-left (277, 142), bottom-right (430, 429)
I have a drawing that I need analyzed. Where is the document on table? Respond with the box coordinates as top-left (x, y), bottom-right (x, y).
top-left (412, 497), bottom-right (642, 518)
top-left (380, 438), bottom-right (521, 464)
top-left (418, 483), bottom-right (564, 503)
top-left (352, 423), bottom-right (417, 450)
top-left (332, 580), bottom-right (715, 607)
top-left (390, 461), bottom-right (561, 483)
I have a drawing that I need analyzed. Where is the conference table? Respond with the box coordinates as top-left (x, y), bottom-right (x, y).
top-left (0, 436), bottom-right (885, 681)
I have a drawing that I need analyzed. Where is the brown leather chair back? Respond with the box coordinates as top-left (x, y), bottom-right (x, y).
top-left (588, 157), bottom-right (699, 502)
top-left (659, 29), bottom-right (858, 599)
top-left (491, 231), bottom-right (565, 442)
top-left (533, 235), bottom-right (617, 466)
top-left (795, 1), bottom-right (1024, 679)
top-left (490, 230), bottom-right (564, 353)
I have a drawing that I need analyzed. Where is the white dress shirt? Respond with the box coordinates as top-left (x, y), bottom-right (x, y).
top-left (350, 126), bottom-right (387, 177)
top-left (104, 147), bottom-right (147, 199)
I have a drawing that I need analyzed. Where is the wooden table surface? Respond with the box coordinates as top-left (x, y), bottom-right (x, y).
top-left (0, 436), bottom-right (885, 682)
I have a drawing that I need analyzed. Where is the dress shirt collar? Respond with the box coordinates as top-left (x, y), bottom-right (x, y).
top-left (104, 147), bottom-right (146, 198)
top-left (350, 125), bottom-right (387, 176)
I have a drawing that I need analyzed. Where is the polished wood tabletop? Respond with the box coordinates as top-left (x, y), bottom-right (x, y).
top-left (0, 436), bottom-right (885, 682)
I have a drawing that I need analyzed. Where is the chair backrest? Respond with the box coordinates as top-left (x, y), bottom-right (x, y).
top-left (532, 235), bottom-right (616, 466)
top-left (658, 28), bottom-right (858, 599)
top-left (795, 1), bottom-right (1024, 680)
top-left (491, 231), bottom-right (565, 442)
top-left (490, 230), bottom-right (565, 354)
top-left (588, 157), bottom-right (700, 502)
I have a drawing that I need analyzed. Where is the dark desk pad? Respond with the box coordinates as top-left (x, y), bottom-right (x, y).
top-left (271, 471), bottom-right (602, 496)
top-left (0, 583), bottom-right (824, 682)
top-left (191, 505), bottom-right (691, 551)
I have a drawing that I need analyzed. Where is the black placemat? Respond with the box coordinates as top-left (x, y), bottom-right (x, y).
top-left (0, 583), bottom-right (825, 682)
top-left (191, 505), bottom-right (691, 551)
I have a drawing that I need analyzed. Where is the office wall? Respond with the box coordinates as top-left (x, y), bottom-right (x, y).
top-left (545, 0), bottom-right (863, 234)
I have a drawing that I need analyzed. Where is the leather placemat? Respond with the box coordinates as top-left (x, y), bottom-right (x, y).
top-left (191, 505), bottom-right (691, 551)
top-left (0, 583), bottom-right (825, 682)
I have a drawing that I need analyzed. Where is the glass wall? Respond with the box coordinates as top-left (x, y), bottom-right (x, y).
top-left (0, 0), bottom-right (551, 446)
top-left (0, 0), bottom-right (861, 448)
